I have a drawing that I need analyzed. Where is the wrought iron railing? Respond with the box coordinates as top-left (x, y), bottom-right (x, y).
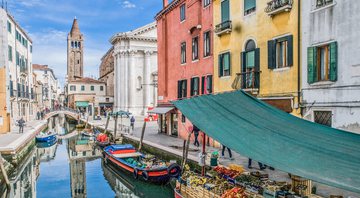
top-left (215, 20), bottom-right (232, 34)
top-left (20, 66), bottom-right (28, 74)
top-left (232, 71), bottom-right (260, 90)
top-left (315, 0), bottom-right (333, 8)
top-left (265, 0), bottom-right (293, 13)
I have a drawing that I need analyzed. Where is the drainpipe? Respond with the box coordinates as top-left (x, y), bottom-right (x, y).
top-left (297, 0), bottom-right (302, 116)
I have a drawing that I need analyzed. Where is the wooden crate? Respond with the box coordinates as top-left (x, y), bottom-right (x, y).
top-left (291, 175), bottom-right (312, 196)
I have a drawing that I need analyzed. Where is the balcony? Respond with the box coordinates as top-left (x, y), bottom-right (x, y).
top-left (265, 0), bottom-right (293, 16)
top-left (20, 66), bottom-right (28, 76)
top-left (232, 71), bottom-right (260, 94)
top-left (215, 20), bottom-right (232, 36)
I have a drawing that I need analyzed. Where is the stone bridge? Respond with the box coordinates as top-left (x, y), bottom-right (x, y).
top-left (44, 110), bottom-right (79, 120)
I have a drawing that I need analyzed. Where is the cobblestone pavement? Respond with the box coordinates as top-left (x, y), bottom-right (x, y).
top-left (84, 116), bottom-right (359, 198)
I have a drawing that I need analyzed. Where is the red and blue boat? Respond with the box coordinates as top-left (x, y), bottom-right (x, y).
top-left (103, 144), bottom-right (181, 184)
top-left (35, 131), bottom-right (57, 143)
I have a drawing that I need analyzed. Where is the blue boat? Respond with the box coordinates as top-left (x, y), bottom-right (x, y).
top-left (36, 132), bottom-right (57, 142)
top-left (36, 138), bottom-right (57, 148)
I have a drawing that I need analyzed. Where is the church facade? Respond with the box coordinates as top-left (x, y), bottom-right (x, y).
top-left (110, 22), bottom-right (158, 116)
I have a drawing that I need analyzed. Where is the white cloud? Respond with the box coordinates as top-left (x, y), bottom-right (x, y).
top-left (121, 0), bottom-right (136, 8)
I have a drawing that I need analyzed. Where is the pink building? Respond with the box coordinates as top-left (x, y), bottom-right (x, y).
top-left (154, 0), bottom-right (214, 141)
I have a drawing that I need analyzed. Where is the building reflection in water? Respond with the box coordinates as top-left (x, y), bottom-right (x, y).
top-left (67, 135), bottom-right (102, 198)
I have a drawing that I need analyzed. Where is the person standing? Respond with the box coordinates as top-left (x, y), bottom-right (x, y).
top-left (192, 125), bottom-right (200, 147)
top-left (221, 145), bottom-right (233, 160)
top-left (17, 117), bottom-right (26, 133)
top-left (36, 111), bottom-right (40, 120)
top-left (130, 116), bottom-right (135, 130)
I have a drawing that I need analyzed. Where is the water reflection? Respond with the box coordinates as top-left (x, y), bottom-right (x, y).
top-left (1, 114), bottom-right (173, 198)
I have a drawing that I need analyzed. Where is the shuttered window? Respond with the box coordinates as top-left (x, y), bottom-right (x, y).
top-left (177, 80), bottom-right (187, 98)
top-left (181, 42), bottom-right (186, 64)
top-left (192, 36), bottom-right (199, 60)
top-left (219, 52), bottom-right (231, 77)
top-left (81, 85), bottom-right (85, 91)
top-left (204, 0), bottom-right (211, 7)
top-left (180, 4), bottom-right (186, 22)
top-left (190, 77), bottom-right (199, 96)
top-left (268, 35), bottom-right (293, 69)
top-left (8, 45), bottom-right (12, 61)
top-left (204, 31), bottom-right (211, 57)
top-left (244, 0), bottom-right (256, 15)
top-left (7, 21), bottom-right (11, 33)
top-left (307, 41), bottom-right (337, 84)
top-left (91, 86), bottom-right (94, 91)
top-left (221, 0), bottom-right (230, 22)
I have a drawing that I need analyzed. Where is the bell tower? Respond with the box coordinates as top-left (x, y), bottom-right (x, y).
top-left (67, 18), bottom-right (84, 81)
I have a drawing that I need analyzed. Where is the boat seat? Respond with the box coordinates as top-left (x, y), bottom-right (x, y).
top-left (113, 152), bottom-right (143, 158)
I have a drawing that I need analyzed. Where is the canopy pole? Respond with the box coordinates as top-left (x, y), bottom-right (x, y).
top-left (113, 114), bottom-right (118, 143)
top-left (138, 120), bottom-right (147, 151)
top-left (103, 114), bottom-right (110, 134)
top-left (181, 124), bottom-right (192, 173)
top-left (202, 132), bottom-right (206, 176)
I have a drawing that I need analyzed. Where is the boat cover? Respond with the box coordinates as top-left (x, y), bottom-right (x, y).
top-left (172, 90), bottom-right (360, 193)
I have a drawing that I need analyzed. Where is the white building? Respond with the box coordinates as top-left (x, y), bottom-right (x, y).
top-left (111, 22), bottom-right (158, 116)
top-left (301, 0), bottom-right (360, 133)
top-left (33, 64), bottom-right (61, 110)
top-left (0, 8), bottom-right (35, 132)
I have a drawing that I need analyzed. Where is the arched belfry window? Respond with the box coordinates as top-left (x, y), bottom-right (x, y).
top-left (74, 41), bottom-right (78, 48)
top-left (71, 41), bottom-right (74, 48)
top-left (78, 42), bottom-right (81, 48)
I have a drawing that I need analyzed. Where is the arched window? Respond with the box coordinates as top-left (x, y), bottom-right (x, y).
top-left (78, 42), bottom-right (81, 48)
top-left (74, 41), bottom-right (78, 48)
top-left (241, 39), bottom-right (259, 89)
top-left (71, 41), bottom-right (74, 48)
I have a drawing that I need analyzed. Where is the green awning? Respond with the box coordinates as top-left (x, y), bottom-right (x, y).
top-left (76, 101), bottom-right (89, 107)
top-left (172, 90), bottom-right (360, 193)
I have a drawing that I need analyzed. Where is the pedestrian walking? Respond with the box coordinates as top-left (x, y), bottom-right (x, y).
top-left (221, 145), bottom-right (233, 160)
top-left (41, 111), bottom-right (44, 119)
top-left (248, 158), bottom-right (266, 170)
top-left (17, 117), bottom-right (26, 133)
top-left (130, 116), bottom-right (135, 130)
top-left (192, 125), bottom-right (200, 147)
top-left (36, 111), bottom-right (40, 120)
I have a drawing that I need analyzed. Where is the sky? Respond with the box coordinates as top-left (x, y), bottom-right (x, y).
top-left (5, 0), bottom-right (162, 86)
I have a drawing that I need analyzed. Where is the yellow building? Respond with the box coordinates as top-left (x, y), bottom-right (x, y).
top-left (0, 67), bottom-right (10, 134)
top-left (213, 0), bottom-right (300, 115)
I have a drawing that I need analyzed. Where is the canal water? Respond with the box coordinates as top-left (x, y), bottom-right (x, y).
top-left (1, 115), bottom-right (173, 198)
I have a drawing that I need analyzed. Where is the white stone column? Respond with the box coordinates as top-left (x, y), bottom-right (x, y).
top-left (113, 53), bottom-right (119, 111)
top-left (124, 51), bottom-right (129, 111)
top-left (128, 51), bottom-right (136, 112)
top-left (119, 52), bottom-right (126, 111)
top-left (143, 51), bottom-right (152, 113)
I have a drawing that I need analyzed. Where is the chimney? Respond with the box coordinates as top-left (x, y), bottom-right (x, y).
top-left (163, 0), bottom-right (168, 8)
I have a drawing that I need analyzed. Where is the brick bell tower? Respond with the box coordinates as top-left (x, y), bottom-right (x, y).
top-left (67, 18), bottom-right (84, 81)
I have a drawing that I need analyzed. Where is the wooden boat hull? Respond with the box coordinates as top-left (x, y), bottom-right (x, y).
top-left (103, 144), bottom-right (181, 184)
top-left (104, 151), bottom-right (170, 184)
top-left (35, 134), bottom-right (56, 142)
top-left (174, 188), bottom-right (185, 198)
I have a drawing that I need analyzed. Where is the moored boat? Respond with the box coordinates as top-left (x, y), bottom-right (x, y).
top-left (96, 133), bottom-right (110, 147)
top-left (103, 144), bottom-right (181, 184)
top-left (36, 131), bottom-right (57, 142)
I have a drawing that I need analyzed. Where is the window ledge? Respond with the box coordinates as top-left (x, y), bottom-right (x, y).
top-left (180, 20), bottom-right (186, 24)
top-left (203, 4), bottom-right (211, 9)
top-left (180, 63), bottom-right (187, 66)
top-left (192, 59), bottom-right (199, 63)
top-left (273, 67), bottom-right (291, 72)
top-left (311, 2), bottom-right (336, 13)
top-left (219, 76), bottom-right (231, 80)
top-left (203, 55), bottom-right (212, 59)
top-left (244, 11), bottom-right (256, 18)
top-left (309, 81), bottom-right (336, 87)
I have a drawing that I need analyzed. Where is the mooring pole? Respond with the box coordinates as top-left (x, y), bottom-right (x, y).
top-left (103, 114), bottom-right (110, 134)
top-left (202, 132), bottom-right (206, 176)
top-left (113, 114), bottom-right (118, 143)
top-left (84, 113), bottom-right (90, 129)
top-left (0, 153), bottom-right (11, 194)
top-left (138, 120), bottom-right (147, 151)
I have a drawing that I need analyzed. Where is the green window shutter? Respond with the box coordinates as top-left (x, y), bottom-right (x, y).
top-left (221, 0), bottom-right (229, 22)
top-left (184, 80), bottom-right (187, 98)
top-left (218, 54), bottom-right (223, 77)
top-left (287, 35), bottom-right (294, 66)
top-left (245, 0), bottom-right (256, 11)
top-left (201, 76), bottom-right (205, 94)
top-left (241, 52), bottom-right (246, 87)
top-left (177, 81), bottom-right (181, 98)
top-left (190, 78), bottom-right (194, 96)
top-left (225, 52), bottom-right (231, 75)
top-left (307, 47), bottom-right (317, 84)
top-left (329, 42), bottom-right (338, 82)
top-left (268, 40), bottom-right (276, 69)
top-left (208, 75), bottom-right (213, 93)
top-left (255, 48), bottom-right (260, 72)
